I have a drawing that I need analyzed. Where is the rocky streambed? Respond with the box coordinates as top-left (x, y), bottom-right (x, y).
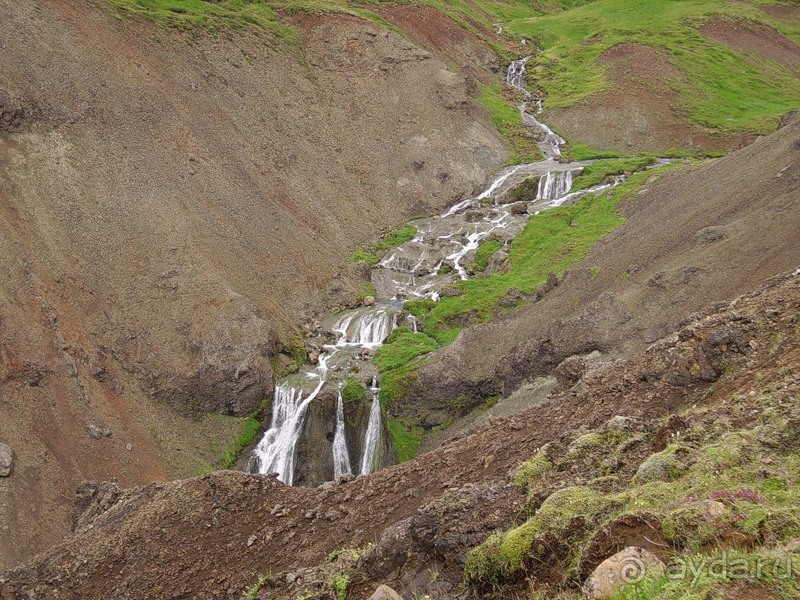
top-left (248, 57), bottom-right (644, 486)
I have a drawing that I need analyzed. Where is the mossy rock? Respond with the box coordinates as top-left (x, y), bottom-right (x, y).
top-left (634, 447), bottom-right (687, 483)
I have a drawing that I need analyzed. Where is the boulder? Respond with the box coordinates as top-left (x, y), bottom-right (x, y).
top-left (0, 443), bottom-right (14, 476)
top-left (555, 355), bottom-right (588, 389)
top-left (634, 450), bottom-right (685, 483)
top-left (363, 295), bottom-right (376, 307)
top-left (369, 584), bottom-right (404, 600)
top-left (583, 547), bottom-right (665, 599)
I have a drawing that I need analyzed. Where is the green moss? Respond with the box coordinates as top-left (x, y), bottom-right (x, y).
top-left (474, 239), bottom-right (503, 272)
top-left (465, 486), bottom-right (612, 584)
top-left (378, 360), bottom-right (420, 411)
top-left (220, 416), bottom-right (261, 469)
top-left (476, 83), bottom-right (544, 165)
top-left (374, 331), bottom-right (439, 373)
top-left (512, 447), bottom-right (554, 487)
top-left (571, 157), bottom-right (656, 192)
top-left (341, 378), bottom-right (367, 405)
top-left (387, 417), bottom-right (424, 462)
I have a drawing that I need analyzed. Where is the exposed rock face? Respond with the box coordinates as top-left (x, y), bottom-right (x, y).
top-left (583, 547), bottom-right (665, 599)
top-left (72, 480), bottom-right (125, 532)
top-left (292, 383), bottom-right (396, 486)
top-left (0, 444), bottom-right (13, 477)
top-left (0, 2), bottom-right (505, 565)
top-left (0, 271), bottom-right (796, 598)
top-left (147, 298), bottom-right (277, 417)
top-left (554, 354), bottom-right (588, 390)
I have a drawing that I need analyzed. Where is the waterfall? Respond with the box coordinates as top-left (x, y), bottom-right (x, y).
top-left (334, 308), bottom-right (396, 348)
top-left (360, 379), bottom-right (383, 475)
top-left (253, 375), bottom-right (326, 484)
top-left (537, 170), bottom-right (574, 200)
top-left (248, 53), bottom-right (644, 488)
top-left (332, 389), bottom-right (352, 479)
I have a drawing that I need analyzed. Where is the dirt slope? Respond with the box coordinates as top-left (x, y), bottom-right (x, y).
top-left (407, 111), bottom-right (800, 414)
top-left (1, 269), bottom-right (796, 599)
top-left (0, 0), bottom-right (506, 568)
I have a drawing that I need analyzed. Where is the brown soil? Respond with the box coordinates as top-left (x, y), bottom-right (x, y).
top-left (548, 43), bottom-right (754, 153)
top-left (701, 18), bottom-right (800, 73)
top-left (760, 4), bottom-right (800, 24)
top-left (376, 6), bottom-right (501, 83)
top-left (0, 0), bottom-right (506, 568)
top-left (1, 270), bottom-right (797, 599)
top-left (410, 109), bottom-right (800, 414)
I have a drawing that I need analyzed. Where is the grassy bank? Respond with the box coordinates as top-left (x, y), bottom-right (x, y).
top-left (411, 163), bottom-right (679, 345)
top-left (504, 0), bottom-right (800, 133)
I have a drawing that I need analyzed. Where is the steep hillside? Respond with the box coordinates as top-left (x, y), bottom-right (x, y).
top-left (1, 269), bottom-right (796, 599)
top-left (0, 0), bottom-right (507, 567)
top-left (1, 0), bottom-right (799, 580)
top-left (389, 109), bottom-right (800, 446)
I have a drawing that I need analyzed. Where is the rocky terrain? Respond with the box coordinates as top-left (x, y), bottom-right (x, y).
top-left (0, 0), bottom-right (508, 565)
top-left (0, 0), bottom-right (798, 595)
top-left (1, 267), bottom-right (797, 599)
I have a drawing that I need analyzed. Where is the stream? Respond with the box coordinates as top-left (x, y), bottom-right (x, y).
top-left (249, 57), bottom-right (632, 485)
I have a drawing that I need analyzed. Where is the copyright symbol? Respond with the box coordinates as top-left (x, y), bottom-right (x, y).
top-left (620, 557), bottom-right (646, 584)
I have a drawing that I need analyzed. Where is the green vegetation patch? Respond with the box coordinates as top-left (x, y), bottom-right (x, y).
top-left (477, 83), bottom-right (544, 164)
top-left (387, 417), bottom-right (424, 462)
top-left (570, 157), bottom-right (656, 191)
top-left (351, 225), bottom-right (417, 264)
top-left (219, 416), bottom-right (261, 469)
top-left (374, 331), bottom-right (439, 373)
top-left (420, 165), bottom-right (679, 345)
top-left (504, 0), bottom-right (800, 133)
top-left (466, 404), bottom-right (800, 591)
top-left (105, 0), bottom-right (293, 38)
top-left (473, 239), bottom-right (503, 272)
top-left (341, 377), bottom-right (368, 404)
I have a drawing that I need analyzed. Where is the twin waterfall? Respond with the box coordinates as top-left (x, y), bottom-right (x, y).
top-left (251, 56), bottom-right (628, 485)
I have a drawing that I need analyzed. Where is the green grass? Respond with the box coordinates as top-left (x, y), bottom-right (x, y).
top-left (374, 331), bottom-right (439, 373)
top-left (504, 0), bottom-right (800, 133)
top-left (220, 416), bottom-right (261, 469)
top-left (419, 164), bottom-right (678, 345)
top-left (473, 239), bottom-right (503, 272)
top-left (387, 417), bottom-right (424, 462)
top-left (351, 225), bottom-right (417, 264)
top-left (477, 83), bottom-right (544, 165)
top-left (105, 0), bottom-right (294, 38)
top-left (571, 157), bottom-right (656, 191)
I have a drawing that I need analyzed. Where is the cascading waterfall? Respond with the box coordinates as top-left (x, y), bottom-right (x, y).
top-left (251, 53), bottom-right (642, 487)
top-left (537, 170), bottom-right (574, 200)
top-left (359, 378), bottom-right (383, 475)
top-left (333, 309), bottom-right (396, 348)
top-left (253, 374), bottom-right (326, 484)
top-left (332, 389), bottom-right (352, 479)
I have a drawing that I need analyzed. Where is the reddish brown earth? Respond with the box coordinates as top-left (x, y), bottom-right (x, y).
top-left (0, 0), bottom-right (507, 568)
top-left (376, 6), bottom-right (501, 83)
top-left (701, 18), bottom-right (800, 73)
top-left (548, 43), bottom-right (754, 153)
top-left (1, 270), bottom-right (796, 599)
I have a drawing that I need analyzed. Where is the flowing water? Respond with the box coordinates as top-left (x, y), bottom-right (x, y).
top-left (251, 56), bottom-right (634, 485)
